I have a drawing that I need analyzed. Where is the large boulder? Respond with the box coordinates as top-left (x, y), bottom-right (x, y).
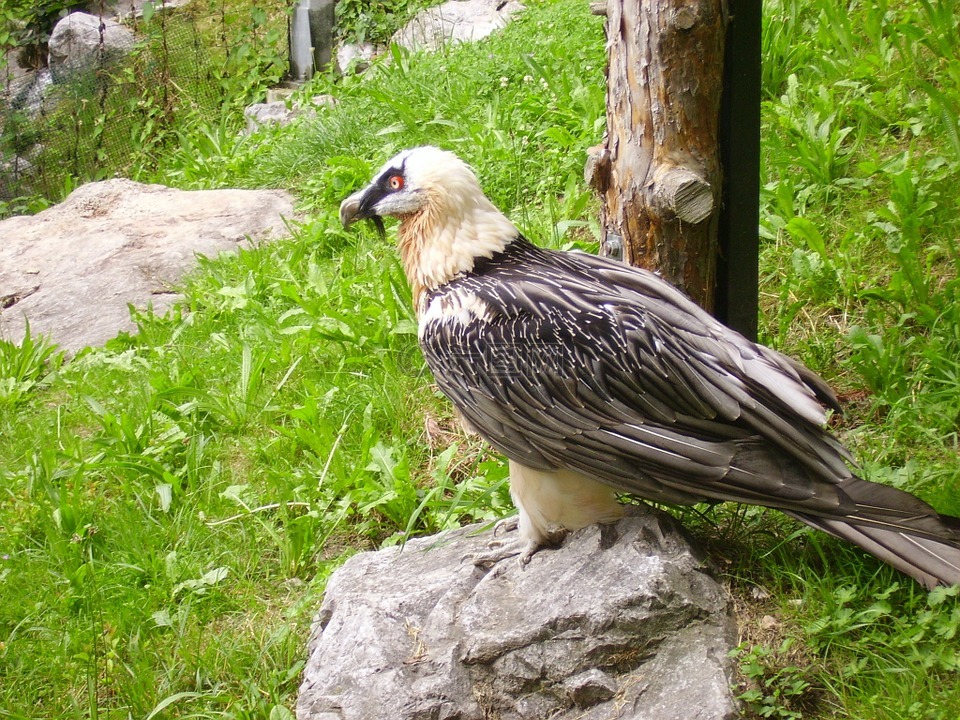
top-left (47, 12), bottom-right (136, 83)
top-left (393, 0), bottom-right (525, 53)
top-left (0, 179), bottom-right (295, 352)
top-left (297, 512), bottom-right (739, 720)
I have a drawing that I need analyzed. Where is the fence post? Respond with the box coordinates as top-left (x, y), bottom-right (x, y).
top-left (288, 0), bottom-right (334, 81)
top-left (715, 0), bottom-right (761, 341)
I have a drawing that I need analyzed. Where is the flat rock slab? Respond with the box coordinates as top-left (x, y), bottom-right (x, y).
top-left (298, 513), bottom-right (739, 720)
top-left (0, 178), bottom-right (295, 352)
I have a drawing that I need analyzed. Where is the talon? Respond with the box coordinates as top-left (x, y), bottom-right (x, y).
top-left (493, 516), bottom-right (519, 537)
top-left (517, 539), bottom-right (545, 568)
top-left (464, 519), bottom-right (558, 570)
top-left (462, 539), bottom-right (500, 564)
top-left (469, 543), bottom-right (521, 568)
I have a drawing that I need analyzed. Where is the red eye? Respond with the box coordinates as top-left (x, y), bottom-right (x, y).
top-left (388, 175), bottom-right (404, 190)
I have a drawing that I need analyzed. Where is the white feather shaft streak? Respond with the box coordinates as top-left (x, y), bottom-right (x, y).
top-left (740, 355), bottom-right (826, 426)
top-left (589, 428), bottom-right (728, 476)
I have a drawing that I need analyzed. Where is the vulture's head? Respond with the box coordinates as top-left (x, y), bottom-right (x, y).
top-left (340, 147), bottom-right (518, 309)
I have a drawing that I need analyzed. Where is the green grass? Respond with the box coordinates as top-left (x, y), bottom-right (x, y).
top-left (1, 0), bottom-right (959, 716)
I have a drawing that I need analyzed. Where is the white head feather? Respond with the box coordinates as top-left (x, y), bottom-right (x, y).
top-left (341, 147), bottom-right (518, 310)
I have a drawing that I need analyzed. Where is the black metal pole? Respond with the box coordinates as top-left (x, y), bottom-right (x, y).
top-left (716, 0), bottom-right (762, 341)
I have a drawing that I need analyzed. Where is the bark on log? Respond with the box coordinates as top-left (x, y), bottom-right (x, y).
top-left (598, 0), bottom-right (728, 312)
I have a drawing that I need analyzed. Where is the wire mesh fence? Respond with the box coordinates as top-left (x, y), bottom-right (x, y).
top-left (0, 0), bottom-right (289, 209)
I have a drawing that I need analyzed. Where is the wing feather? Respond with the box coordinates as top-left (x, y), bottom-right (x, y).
top-left (420, 238), bottom-right (858, 516)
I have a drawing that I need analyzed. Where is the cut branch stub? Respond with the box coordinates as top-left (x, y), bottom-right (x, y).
top-left (585, 144), bottom-right (611, 194)
top-left (652, 165), bottom-right (714, 224)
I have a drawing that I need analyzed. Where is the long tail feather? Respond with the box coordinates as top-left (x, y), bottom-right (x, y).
top-left (786, 509), bottom-right (960, 589)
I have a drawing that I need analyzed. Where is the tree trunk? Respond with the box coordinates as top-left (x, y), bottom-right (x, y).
top-left (590, 0), bottom-right (728, 312)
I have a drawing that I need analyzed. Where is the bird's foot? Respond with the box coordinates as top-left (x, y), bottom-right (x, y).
top-left (492, 515), bottom-right (519, 537)
top-left (461, 516), bottom-right (521, 566)
top-left (468, 539), bottom-right (522, 568)
top-left (468, 538), bottom-right (546, 578)
top-left (466, 525), bottom-right (565, 571)
top-left (517, 539), bottom-right (545, 567)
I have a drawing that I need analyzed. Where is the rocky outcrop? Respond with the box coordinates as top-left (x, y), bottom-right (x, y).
top-left (334, 0), bottom-right (525, 75)
top-left (0, 179), bottom-right (295, 351)
top-left (298, 512), bottom-right (739, 720)
top-left (78, 1), bottom-right (192, 21)
top-left (393, 0), bottom-right (526, 53)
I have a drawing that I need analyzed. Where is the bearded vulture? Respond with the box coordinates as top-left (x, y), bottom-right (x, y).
top-left (339, 145), bottom-right (960, 589)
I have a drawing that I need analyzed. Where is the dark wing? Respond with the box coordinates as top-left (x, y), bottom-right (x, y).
top-left (418, 240), bottom-right (949, 530)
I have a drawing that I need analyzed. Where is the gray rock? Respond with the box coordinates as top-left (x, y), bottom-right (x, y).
top-left (335, 42), bottom-right (378, 75)
top-left (297, 513), bottom-right (739, 720)
top-left (563, 668), bottom-right (617, 707)
top-left (393, 0), bottom-right (525, 53)
top-left (243, 101), bottom-right (302, 134)
top-left (309, 94), bottom-right (338, 110)
top-left (15, 68), bottom-right (55, 117)
top-left (1, 47), bottom-right (32, 91)
top-left (0, 179), bottom-right (295, 351)
top-left (48, 12), bottom-right (136, 83)
top-left (242, 95), bottom-right (336, 135)
top-left (4, 65), bottom-right (54, 120)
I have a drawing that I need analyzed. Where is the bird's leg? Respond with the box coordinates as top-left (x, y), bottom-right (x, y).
top-left (518, 530), bottom-right (566, 565)
top-left (468, 463), bottom-right (625, 570)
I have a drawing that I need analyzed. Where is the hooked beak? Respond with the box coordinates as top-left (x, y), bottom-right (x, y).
top-left (339, 187), bottom-right (386, 238)
top-left (339, 188), bottom-right (365, 228)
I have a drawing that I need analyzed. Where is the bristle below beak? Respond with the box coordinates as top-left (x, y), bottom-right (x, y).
top-left (339, 190), bottom-right (386, 238)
